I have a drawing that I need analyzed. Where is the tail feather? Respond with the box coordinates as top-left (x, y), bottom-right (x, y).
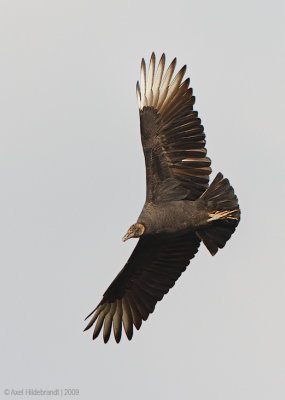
top-left (197, 173), bottom-right (240, 255)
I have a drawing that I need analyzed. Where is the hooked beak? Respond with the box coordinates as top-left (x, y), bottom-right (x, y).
top-left (122, 231), bottom-right (134, 242)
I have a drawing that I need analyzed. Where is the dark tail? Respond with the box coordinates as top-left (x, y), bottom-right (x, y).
top-left (197, 172), bottom-right (240, 255)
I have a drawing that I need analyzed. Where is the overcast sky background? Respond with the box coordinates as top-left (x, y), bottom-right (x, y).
top-left (1, 1), bottom-right (284, 399)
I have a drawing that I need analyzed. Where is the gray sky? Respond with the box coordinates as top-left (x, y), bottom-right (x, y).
top-left (1, 1), bottom-right (284, 399)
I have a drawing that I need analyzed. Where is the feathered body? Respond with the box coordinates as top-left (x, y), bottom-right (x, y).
top-left (138, 200), bottom-right (207, 235)
top-left (84, 53), bottom-right (240, 343)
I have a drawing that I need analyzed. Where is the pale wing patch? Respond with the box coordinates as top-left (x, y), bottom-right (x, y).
top-left (137, 53), bottom-right (185, 116)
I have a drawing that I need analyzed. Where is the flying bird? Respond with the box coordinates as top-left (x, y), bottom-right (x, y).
top-left (84, 53), bottom-right (240, 343)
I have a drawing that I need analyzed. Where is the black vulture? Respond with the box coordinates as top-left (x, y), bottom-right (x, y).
top-left (84, 53), bottom-right (240, 343)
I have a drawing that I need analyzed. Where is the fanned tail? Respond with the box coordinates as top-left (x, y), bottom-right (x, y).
top-left (197, 173), bottom-right (240, 255)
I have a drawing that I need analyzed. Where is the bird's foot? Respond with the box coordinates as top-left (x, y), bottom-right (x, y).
top-left (207, 209), bottom-right (239, 222)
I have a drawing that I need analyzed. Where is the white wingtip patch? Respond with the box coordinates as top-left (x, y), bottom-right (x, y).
top-left (137, 53), bottom-right (188, 115)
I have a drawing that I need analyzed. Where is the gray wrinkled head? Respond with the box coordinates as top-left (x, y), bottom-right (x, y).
top-left (122, 223), bottom-right (145, 242)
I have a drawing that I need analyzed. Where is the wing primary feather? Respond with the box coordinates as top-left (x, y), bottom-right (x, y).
top-left (136, 81), bottom-right (141, 109)
top-left (159, 77), bottom-right (189, 118)
top-left (92, 303), bottom-right (111, 340)
top-left (113, 299), bottom-right (123, 343)
top-left (156, 57), bottom-right (177, 110)
top-left (92, 315), bottom-right (104, 340)
top-left (122, 297), bottom-right (134, 340)
top-left (84, 305), bottom-right (99, 321)
top-left (84, 306), bottom-right (101, 331)
top-left (140, 58), bottom-right (146, 109)
top-left (146, 52), bottom-right (155, 106)
top-left (152, 53), bottom-right (165, 108)
top-left (159, 65), bottom-right (187, 115)
top-left (103, 302), bottom-right (117, 343)
top-left (163, 93), bottom-right (194, 123)
top-left (125, 292), bottom-right (142, 330)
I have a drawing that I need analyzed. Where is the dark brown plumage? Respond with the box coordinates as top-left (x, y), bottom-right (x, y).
top-left (84, 53), bottom-right (240, 343)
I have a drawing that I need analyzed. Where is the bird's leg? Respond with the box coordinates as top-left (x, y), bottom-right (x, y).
top-left (207, 209), bottom-right (239, 222)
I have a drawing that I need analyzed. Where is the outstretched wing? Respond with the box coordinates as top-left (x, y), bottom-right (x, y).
top-left (84, 232), bottom-right (200, 343)
top-left (137, 53), bottom-right (212, 202)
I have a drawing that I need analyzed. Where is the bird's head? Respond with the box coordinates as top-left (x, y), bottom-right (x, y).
top-left (122, 223), bottom-right (145, 242)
